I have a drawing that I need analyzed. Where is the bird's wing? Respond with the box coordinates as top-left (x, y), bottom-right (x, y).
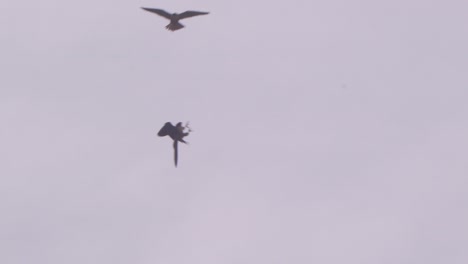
top-left (158, 122), bottom-right (174, 137)
top-left (141, 8), bottom-right (172, 20)
top-left (173, 140), bottom-right (178, 167)
top-left (179, 11), bottom-right (209, 20)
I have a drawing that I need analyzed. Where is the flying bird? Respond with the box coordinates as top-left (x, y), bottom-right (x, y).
top-left (158, 122), bottom-right (192, 167)
top-left (141, 7), bottom-right (209, 31)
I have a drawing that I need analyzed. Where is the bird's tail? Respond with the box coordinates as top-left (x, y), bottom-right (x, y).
top-left (166, 22), bottom-right (184, 31)
top-left (173, 140), bottom-right (178, 167)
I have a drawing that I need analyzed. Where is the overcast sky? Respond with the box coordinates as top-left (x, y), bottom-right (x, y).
top-left (1, 0), bottom-right (468, 263)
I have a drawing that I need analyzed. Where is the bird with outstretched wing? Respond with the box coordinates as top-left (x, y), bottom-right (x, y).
top-left (158, 122), bottom-right (191, 167)
top-left (141, 8), bottom-right (209, 31)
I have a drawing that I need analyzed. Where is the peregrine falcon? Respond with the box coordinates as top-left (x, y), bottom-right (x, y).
top-left (141, 7), bottom-right (209, 31)
top-left (158, 122), bottom-right (192, 167)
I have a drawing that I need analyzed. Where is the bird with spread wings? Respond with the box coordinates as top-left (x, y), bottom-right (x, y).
top-left (141, 8), bottom-right (209, 31)
top-left (158, 122), bottom-right (192, 167)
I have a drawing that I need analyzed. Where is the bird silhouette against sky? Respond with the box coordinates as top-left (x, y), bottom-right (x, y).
top-left (158, 122), bottom-right (192, 167)
top-left (141, 7), bottom-right (209, 31)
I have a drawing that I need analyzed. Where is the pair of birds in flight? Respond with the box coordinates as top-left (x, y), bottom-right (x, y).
top-left (146, 7), bottom-right (206, 166)
top-left (141, 7), bottom-right (209, 31)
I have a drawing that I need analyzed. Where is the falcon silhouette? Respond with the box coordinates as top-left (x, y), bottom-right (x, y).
top-left (158, 122), bottom-right (192, 167)
top-left (141, 7), bottom-right (209, 31)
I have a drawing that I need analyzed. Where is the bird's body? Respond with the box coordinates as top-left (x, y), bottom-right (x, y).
top-left (141, 7), bottom-right (209, 31)
top-left (158, 122), bottom-right (191, 167)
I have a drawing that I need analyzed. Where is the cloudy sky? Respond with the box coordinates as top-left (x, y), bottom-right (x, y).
top-left (1, 0), bottom-right (468, 263)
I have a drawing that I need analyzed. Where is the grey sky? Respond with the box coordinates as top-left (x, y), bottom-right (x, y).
top-left (1, 0), bottom-right (468, 263)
